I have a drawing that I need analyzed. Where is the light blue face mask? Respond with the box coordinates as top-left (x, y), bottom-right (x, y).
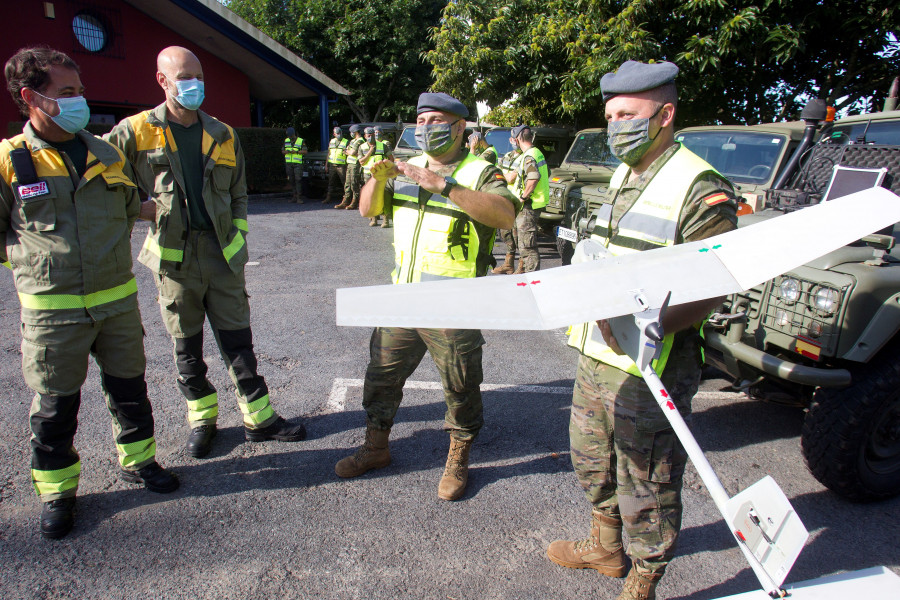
top-left (34, 91), bottom-right (90, 134)
top-left (170, 77), bottom-right (205, 111)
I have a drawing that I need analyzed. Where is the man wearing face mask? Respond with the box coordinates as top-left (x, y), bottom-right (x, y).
top-left (282, 126), bottom-right (308, 204)
top-left (106, 46), bottom-right (306, 460)
top-left (324, 126), bottom-right (348, 204)
top-left (547, 61), bottom-right (737, 600)
top-left (504, 125), bottom-right (548, 273)
top-left (467, 131), bottom-right (497, 165)
top-left (335, 92), bottom-right (518, 501)
top-left (360, 127), bottom-right (395, 226)
top-left (0, 47), bottom-right (179, 539)
top-left (336, 124), bottom-right (365, 210)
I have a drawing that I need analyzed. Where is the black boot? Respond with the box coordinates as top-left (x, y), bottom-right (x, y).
top-left (121, 462), bottom-right (180, 493)
top-left (186, 424), bottom-right (217, 458)
top-left (245, 416), bottom-right (307, 442)
top-left (40, 497), bottom-right (76, 539)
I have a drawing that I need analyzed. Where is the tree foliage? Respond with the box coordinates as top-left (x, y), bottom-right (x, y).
top-left (428, 0), bottom-right (900, 127)
top-left (226, 0), bottom-right (444, 125)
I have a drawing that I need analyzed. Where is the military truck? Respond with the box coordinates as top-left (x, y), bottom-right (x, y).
top-left (702, 103), bottom-right (900, 502)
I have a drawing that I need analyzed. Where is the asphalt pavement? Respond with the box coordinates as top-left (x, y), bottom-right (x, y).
top-left (0, 195), bottom-right (897, 599)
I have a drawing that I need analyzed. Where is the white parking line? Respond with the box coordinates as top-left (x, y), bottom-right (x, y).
top-left (325, 378), bottom-right (573, 414)
top-left (324, 378), bottom-right (746, 414)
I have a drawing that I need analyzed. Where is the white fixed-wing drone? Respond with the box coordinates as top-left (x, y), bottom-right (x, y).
top-left (336, 187), bottom-right (900, 599)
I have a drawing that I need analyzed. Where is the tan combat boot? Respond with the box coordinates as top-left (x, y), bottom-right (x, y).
top-left (381, 217), bottom-right (392, 228)
top-left (369, 217), bottom-right (379, 226)
top-left (345, 201), bottom-right (359, 210)
top-left (334, 427), bottom-right (391, 478)
top-left (546, 511), bottom-right (627, 577)
top-left (616, 569), bottom-right (662, 600)
top-left (335, 198), bottom-right (350, 209)
top-left (492, 253), bottom-right (515, 274)
top-left (437, 437), bottom-right (472, 501)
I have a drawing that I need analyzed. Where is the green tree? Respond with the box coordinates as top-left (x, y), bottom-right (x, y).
top-left (428, 0), bottom-right (900, 126)
top-left (226, 0), bottom-right (444, 126)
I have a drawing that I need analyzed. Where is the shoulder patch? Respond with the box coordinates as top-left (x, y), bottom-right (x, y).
top-left (704, 192), bottom-right (730, 206)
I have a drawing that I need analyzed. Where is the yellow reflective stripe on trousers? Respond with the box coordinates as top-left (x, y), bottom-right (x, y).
top-left (232, 218), bottom-right (248, 232)
top-left (222, 231), bottom-right (245, 262)
top-left (186, 392), bottom-right (219, 422)
top-left (117, 437), bottom-right (156, 469)
top-left (18, 278), bottom-right (137, 310)
top-left (143, 236), bottom-right (185, 262)
top-left (32, 461), bottom-right (81, 497)
top-left (239, 394), bottom-right (275, 427)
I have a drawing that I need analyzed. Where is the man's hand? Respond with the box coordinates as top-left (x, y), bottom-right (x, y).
top-left (139, 200), bottom-right (157, 221)
top-left (370, 160), bottom-right (400, 182)
top-left (597, 319), bottom-right (625, 355)
top-left (395, 161), bottom-right (444, 194)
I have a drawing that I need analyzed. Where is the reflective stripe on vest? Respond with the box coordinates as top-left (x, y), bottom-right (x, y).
top-left (346, 139), bottom-right (361, 165)
top-left (391, 153), bottom-right (496, 284)
top-left (18, 277), bottom-right (137, 310)
top-left (329, 138), bottom-right (348, 164)
top-left (516, 146), bottom-right (550, 210)
top-left (568, 145), bottom-right (720, 377)
top-left (284, 138), bottom-right (304, 164)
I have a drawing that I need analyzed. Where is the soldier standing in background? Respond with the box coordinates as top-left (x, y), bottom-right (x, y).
top-left (361, 126), bottom-right (395, 227)
top-left (282, 127), bottom-right (307, 204)
top-left (336, 124), bottom-right (364, 210)
top-left (492, 137), bottom-right (523, 274)
top-left (468, 132), bottom-right (497, 165)
top-left (505, 125), bottom-right (548, 273)
top-left (324, 126), bottom-right (348, 204)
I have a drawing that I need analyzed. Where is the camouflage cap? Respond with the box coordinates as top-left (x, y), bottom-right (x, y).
top-left (417, 92), bottom-right (469, 118)
top-left (373, 125), bottom-right (383, 132)
top-left (600, 60), bottom-right (679, 101)
top-left (349, 124), bottom-right (361, 134)
top-left (364, 127), bottom-right (375, 135)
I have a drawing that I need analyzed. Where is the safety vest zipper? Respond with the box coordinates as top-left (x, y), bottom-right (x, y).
top-left (406, 201), bottom-right (428, 283)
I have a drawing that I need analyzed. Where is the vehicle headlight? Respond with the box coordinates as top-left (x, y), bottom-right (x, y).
top-left (813, 286), bottom-right (839, 314)
top-left (774, 309), bottom-right (791, 326)
top-left (778, 277), bottom-right (801, 304)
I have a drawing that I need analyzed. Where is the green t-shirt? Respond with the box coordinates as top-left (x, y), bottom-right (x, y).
top-left (169, 121), bottom-right (213, 231)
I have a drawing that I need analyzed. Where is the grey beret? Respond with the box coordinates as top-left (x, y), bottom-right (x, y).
top-left (600, 60), bottom-right (679, 101)
top-left (364, 127), bottom-right (375, 134)
top-left (349, 124), bottom-right (361, 133)
top-left (510, 125), bottom-right (530, 139)
top-left (417, 92), bottom-right (469, 118)
top-left (286, 127), bottom-right (295, 136)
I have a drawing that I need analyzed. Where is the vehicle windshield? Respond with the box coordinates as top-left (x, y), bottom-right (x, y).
top-left (397, 126), bottom-right (420, 150)
top-left (675, 131), bottom-right (787, 184)
top-left (564, 132), bottom-right (620, 168)
top-left (485, 129), bottom-right (512, 157)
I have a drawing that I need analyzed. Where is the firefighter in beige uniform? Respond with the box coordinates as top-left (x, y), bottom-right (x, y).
top-left (106, 46), bottom-right (306, 459)
top-left (1, 47), bottom-right (178, 540)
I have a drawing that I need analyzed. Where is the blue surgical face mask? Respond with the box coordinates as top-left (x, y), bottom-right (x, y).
top-left (415, 119), bottom-right (460, 156)
top-left (34, 91), bottom-right (90, 134)
top-left (169, 77), bottom-right (205, 111)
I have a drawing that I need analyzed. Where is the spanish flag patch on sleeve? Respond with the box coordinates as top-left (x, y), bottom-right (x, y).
top-left (704, 192), bottom-right (730, 206)
top-left (494, 173), bottom-right (506, 181)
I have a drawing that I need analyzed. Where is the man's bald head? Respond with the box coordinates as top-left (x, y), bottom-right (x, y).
top-left (157, 46), bottom-right (201, 76)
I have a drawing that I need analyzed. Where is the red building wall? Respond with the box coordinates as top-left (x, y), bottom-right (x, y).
top-left (1, 0), bottom-right (251, 132)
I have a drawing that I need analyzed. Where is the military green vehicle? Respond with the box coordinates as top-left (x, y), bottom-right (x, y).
top-left (702, 103), bottom-right (900, 502)
top-left (547, 129), bottom-right (620, 263)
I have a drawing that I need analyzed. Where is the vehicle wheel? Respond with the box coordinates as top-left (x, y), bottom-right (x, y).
top-left (801, 338), bottom-right (900, 502)
top-left (556, 237), bottom-right (574, 265)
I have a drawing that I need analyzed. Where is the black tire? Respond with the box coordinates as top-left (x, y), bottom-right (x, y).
top-left (801, 338), bottom-right (900, 502)
top-left (556, 236), bottom-right (575, 265)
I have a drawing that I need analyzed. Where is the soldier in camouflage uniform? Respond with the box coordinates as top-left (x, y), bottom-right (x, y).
top-left (335, 124), bottom-right (365, 210)
top-left (334, 92), bottom-right (518, 502)
top-left (491, 143), bottom-right (522, 274)
top-left (547, 61), bottom-right (737, 600)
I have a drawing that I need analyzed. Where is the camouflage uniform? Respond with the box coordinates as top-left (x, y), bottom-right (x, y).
top-left (514, 153), bottom-right (542, 272)
top-left (363, 150), bottom-right (519, 440)
top-left (344, 136), bottom-right (366, 206)
top-left (497, 150), bottom-right (521, 257)
top-left (570, 143), bottom-right (737, 575)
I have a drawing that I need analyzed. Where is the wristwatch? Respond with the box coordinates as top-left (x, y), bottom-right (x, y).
top-left (441, 176), bottom-right (457, 198)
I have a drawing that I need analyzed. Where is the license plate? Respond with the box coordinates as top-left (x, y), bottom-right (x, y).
top-left (556, 226), bottom-right (578, 242)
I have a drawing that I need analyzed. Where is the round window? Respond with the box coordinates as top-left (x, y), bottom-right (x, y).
top-left (72, 13), bottom-right (108, 52)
